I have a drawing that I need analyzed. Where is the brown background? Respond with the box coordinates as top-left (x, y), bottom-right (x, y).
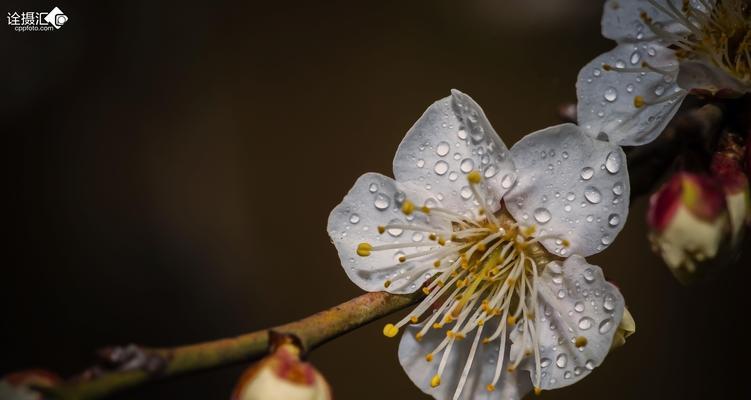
top-left (2, 0), bottom-right (747, 399)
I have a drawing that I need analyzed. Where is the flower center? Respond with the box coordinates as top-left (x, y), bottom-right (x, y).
top-left (357, 171), bottom-right (569, 396)
top-left (643, 0), bottom-right (750, 83)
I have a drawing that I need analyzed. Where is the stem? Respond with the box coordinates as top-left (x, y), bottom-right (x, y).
top-left (45, 291), bottom-right (421, 400)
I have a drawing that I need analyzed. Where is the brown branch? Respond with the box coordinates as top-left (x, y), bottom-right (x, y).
top-left (44, 291), bottom-right (421, 400)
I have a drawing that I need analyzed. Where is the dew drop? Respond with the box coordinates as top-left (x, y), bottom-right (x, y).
top-left (580, 167), bottom-right (594, 180)
top-left (483, 164), bottom-right (498, 178)
top-left (601, 235), bottom-right (612, 245)
top-left (460, 158), bottom-right (475, 173)
top-left (598, 318), bottom-right (613, 334)
top-left (557, 289), bottom-right (566, 299)
top-left (574, 302), bottom-right (585, 313)
top-left (387, 219), bottom-right (403, 237)
top-left (604, 87), bottom-right (618, 102)
top-left (564, 371), bottom-right (573, 379)
top-left (460, 186), bottom-right (473, 199)
top-left (612, 182), bottom-right (624, 196)
top-left (368, 183), bottom-right (378, 193)
top-left (584, 187), bottom-right (602, 204)
top-left (434, 160), bottom-right (449, 175)
top-left (626, 83), bottom-right (634, 93)
top-left (562, 151), bottom-right (569, 159)
top-left (585, 360), bottom-right (595, 370)
top-left (603, 296), bottom-right (615, 312)
top-left (556, 354), bottom-right (568, 368)
top-left (630, 50), bottom-right (641, 64)
top-left (578, 317), bottom-right (594, 330)
top-left (605, 152), bottom-right (621, 173)
top-left (349, 214), bottom-right (360, 224)
top-left (457, 129), bottom-right (468, 140)
top-left (564, 204), bottom-right (572, 212)
top-left (448, 171), bottom-right (458, 182)
top-left (501, 174), bottom-right (515, 189)
top-left (436, 141), bottom-right (450, 157)
top-left (412, 232), bottom-right (424, 242)
top-left (541, 358), bottom-right (552, 368)
top-left (593, 68), bottom-right (601, 77)
top-left (615, 60), bottom-right (625, 68)
top-left (608, 214), bottom-right (620, 227)
top-left (374, 194), bottom-right (391, 210)
top-left (416, 159), bottom-right (425, 168)
top-left (566, 192), bottom-right (576, 201)
top-left (583, 268), bottom-right (595, 283)
top-left (534, 208), bottom-right (552, 224)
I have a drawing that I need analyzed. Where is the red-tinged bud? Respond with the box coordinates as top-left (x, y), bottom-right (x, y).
top-left (232, 340), bottom-right (332, 400)
top-left (0, 370), bottom-right (60, 400)
top-left (647, 172), bottom-right (731, 280)
top-left (711, 132), bottom-right (750, 240)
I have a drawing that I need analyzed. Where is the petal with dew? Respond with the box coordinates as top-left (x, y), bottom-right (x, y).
top-left (677, 60), bottom-right (751, 96)
top-left (327, 173), bottom-right (452, 294)
top-left (524, 256), bottom-right (624, 390)
top-left (505, 124), bottom-right (630, 257)
top-left (393, 90), bottom-right (516, 214)
top-left (577, 43), bottom-right (684, 146)
top-left (398, 316), bottom-right (532, 400)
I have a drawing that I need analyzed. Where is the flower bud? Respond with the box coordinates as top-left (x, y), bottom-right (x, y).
top-left (232, 341), bottom-right (332, 400)
top-left (711, 132), bottom-right (750, 242)
top-left (610, 307), bottom-right (635, 350)
top-left (0, 370), bottom-right (59, 400)
top-left (647, 172), bottom-right (731, 279)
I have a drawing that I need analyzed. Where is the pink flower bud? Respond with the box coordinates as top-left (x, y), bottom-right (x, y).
top-left (711, 133), bottom-right (750, 240)
top-left (647, 172), bottom-right (731, 278)
top-left (0, 370), bottom-right (59, 400)
top-left (232, 342), bottom-right (332, 400)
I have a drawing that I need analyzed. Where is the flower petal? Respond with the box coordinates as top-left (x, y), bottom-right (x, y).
top-left (526, 256), bottom-right (625, 390)
top-left (398, 318), bottom-right (532, 400)
top-left (677, 60), bottom-right (751, 95)
top-left (600, 0), bottom-right (693, 42)
top-left (576, 43), bottom-right (684, 146)
top-left (505, 124), bottom-right (630, 257)
top-left (327, 173), bottom-right (451, 294)
top-left (393, 90), bottom-right (516, 214)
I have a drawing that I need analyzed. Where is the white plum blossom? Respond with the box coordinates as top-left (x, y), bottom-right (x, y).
top-left (577, 0), bottom-right (751, 146)
top-left (328, 90), bottom-right (631, 399)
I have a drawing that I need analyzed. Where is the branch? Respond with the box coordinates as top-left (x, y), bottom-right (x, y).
top-left (44, 291), bottom-right (421, 400)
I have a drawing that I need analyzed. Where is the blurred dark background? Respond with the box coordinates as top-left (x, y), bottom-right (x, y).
top-left (2, 0), bottom-right (747, 399)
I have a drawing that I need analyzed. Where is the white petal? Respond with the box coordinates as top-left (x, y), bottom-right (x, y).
top-left (398, 317), bottom-right (532, 400)
top-left (505, 124), bottom-right (630, 257)
top-left (600, 0), bottom-right (693, 42)
top-left (327, 173), bottom-right (451, 294)
top-left (576, 43), bottom-right (684, 146)
top-left (527, 256), bottom-right (625, 390)
top-left (393, 90), bottom-right (516, 214)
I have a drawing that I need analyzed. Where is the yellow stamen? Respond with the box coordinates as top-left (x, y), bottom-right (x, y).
top-left (633, 95), bottom-right (645, 108)
top-left (430, 375), bottom-right (441, 388)
top-left (487, 384), bottom-right (495, 392)
top-left (534, 387), bottom-right (542, 395)
top-left (356, 242), bottom-right (372, 257)
top-left (377, 225), bottom-right (385, 234)
top-left (575, 336), bottom-right (588, 347)
top-left (425, 353), bottom-right (433, 362)
top-left (383, 280), bottom-right (391, 288)
top-left (382, 323), bottom-right (399, 338)
top-left (401, 200), bottom-right (415, 215)
top-left (467, 170), bottom-right (482, 184)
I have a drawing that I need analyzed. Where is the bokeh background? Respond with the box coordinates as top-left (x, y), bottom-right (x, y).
top-left (2, 0), bottom-right (747, 399)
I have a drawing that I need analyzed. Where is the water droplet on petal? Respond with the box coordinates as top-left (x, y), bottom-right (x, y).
top-left (604, 87), bottom-right (618, 102)
top-left (574, 302), bottom-right (585, 313)
top-left (460, 158), bottom-right (474, 173)
top-left (557, 289), bottom-right (566, 299)
top-left (583, 268), bottom-right (595, 283)
top-left (603, 296), bottom-right (615, 312)
top-left (580, 167), bottom-right (594, 180)
top-left (608, 214), bottom-right (620, 227)
top-left (578, 317), bottom-right (594, 330)
top-left (566, 192), bottom-right (576, 201)
top-left (593, 68), bottom-right (601, 77)
top-left (501, 174), bottom-right (515, 189)
top-left (541, 358), bottom-right (552, 368)
top-left (601, 235), bottom-right (612, 245)
top-left (369, 183), bottom-right (378, 193)
top-left (387, 219), bottom-right (403, 237)
top-left (605, 152), bottom-right (621, 173)
top-left (626, 83), bottom-right (634, 93)
top-left (457, 129), bottom-right (468, 140)
top-left (630, 50), bottom-right (641, 64)
top-left (599, 318), bottom-right (613, 334)
top-left (412, 232), bottom-right (423, 242)
top-left (556, 354), bottom-right (568, 368)
top-left (585, 360), bottom-right (595, 370)
top-left (612, 182), bottom-right (624, 195)
top-left (436, 141), bottom-right (450, 157)
top-left (349, 214), bottom-right (360, 224)
top-left (416, 159), bottom-right (425, 168)
top-left (534, 208), bottom-right (552, 224)
top-left (483, 164), bottom-right (498, 178)
top-left (460, 186), bottom-right (473, 199)
top-left (448, 171), bottom-right (458, 182)
top-left (584, 187), bottom-right (602, 204)
top-left (374, 194), bottom-right (391, 210)
top-left (434, 160), bottom-right (449, 175)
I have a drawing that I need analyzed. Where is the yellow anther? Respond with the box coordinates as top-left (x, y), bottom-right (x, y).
top-left (477, 243), bottom-right (486, 252)
top-left (478, 208), bottom-right (485, 215)
top-left (446, 330), bottom-right (454, 338)
top-left (436, 280), bottom-right (445, 287)
top-left (398, 255), bottom-right (406, 263)
top-left (561, 239), bottom-right (570, 247)
top-left (437, 238), bottom-right (446, 246)
top-left (477, 319), bottom-right (485, 326)
top-left (383, 280), bottom-right (392, 288)
top-left (401, 200), bottom-right (415, 215)
top-left (507, 366), bottom-right (516, 372)
top-left (428, 233), bottom-right (437, 241)
top-left (421, 205), bottom-right (431, 214)
top-left (507, 316), bottom-right (517, 326)
top-left (534, 387), bottom-right (543, 395)
top-left (430, 375), bottom-right (441, 388)
top-left (602, 63), bottom-right (613, 71)
top-left (410, 316), bottom-right (419, 324)
top-left (356, 243), bottom-right (372, 257)
top-left (383, 323), bottom-right (399, 338)
top-left (633, 95), bottom-right (645, 108)
top-left (415, 332), bottom-right (424, 341)
top-left (425, 353), bottom-right (433, 362)
top-left (443, 315), bottom-right (454, 323)
top-left (487, 384), bottom-right (496, 392)
top-left (377, 225), bottom-right (385, 234)
top-left (454, 332), bottom-right (465, 340)
top-left (506, 277), bottom-right (516, 286)
top-left (433, 260), bottom-right (441, 268)
top-left (482, 337), bottom-right (491, 344)
top-left (422, 286), bottom-right (431, 295)
top-left (575, 336), bottom-right (588, 347)
top-left (467, 170), bottom-right (482, 184)
top-left (456, 279), bottom-right (467, 288)
top-left (433, 323), bottom-right (443, 329)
